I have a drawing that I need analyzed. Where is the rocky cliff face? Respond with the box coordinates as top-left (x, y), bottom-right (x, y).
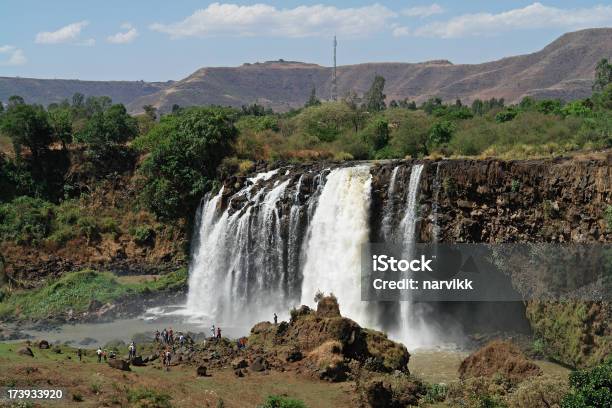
top-left (370, 155), bottom-right (611, 244)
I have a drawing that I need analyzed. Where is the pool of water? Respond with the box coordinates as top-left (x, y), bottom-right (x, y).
top-left (20, 304), bottom-right (251, 349)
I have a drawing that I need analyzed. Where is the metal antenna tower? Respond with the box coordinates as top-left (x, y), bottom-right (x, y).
top-left (331, 35), bottom-right (337, 101)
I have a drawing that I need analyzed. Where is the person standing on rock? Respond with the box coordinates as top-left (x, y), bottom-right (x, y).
top-left (274, 313), bottom-right (278, 324)
top-left (96, 347), bottom-right (102, 363)
top-left (77, 348), bottom-right (82, 361)
top-left (216, 327), bottom-right (221, 339)
top-left (161, 328), bottom-right (167, 344)
top-left (164, 348), bottom-right (171, 370)
top-left (210, 324), bottom-right (215, 339)
top-left (155, 330), bottom-right (160, 343)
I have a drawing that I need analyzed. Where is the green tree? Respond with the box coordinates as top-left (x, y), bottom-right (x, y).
top-left (471, 99), bottom-right (484, 115)
top-left (428, 120), bottom-right (455, 147)
top-left (365, 75), bottom-right (386, 112)
top-left (8, 95), bottom-right (25, 108)
top-left (305, 86), bottom-right (321, 107)
top-left (593, 58), bottom-right (612, 91)
top-left (139, 107), bottom-right (237, 220)
top-left (48, 107), bottom-right (73, 150)
top-left (0, 103), bottom-right (53, 160)
top-left (361, 117), bottom-right (390, 153)
top-left (143, 104), bottom-right (158, 121)
top-left (561, 358), bottom-right (611, 407)
top-left (76, 104), bottom-right (138, 152)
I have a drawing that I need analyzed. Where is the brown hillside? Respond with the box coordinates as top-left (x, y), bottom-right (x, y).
top-left (128, 28), bottom-right (612, 112)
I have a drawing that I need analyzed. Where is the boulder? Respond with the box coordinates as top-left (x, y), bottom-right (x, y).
top-left (232, 358), bottom-right (248, 369)
top-left (38, 340), bottom-right (50, 349)
top-left (234, 369), bottom-right (245, 377)
top-left (17, 347), bottom-right (34, 357)
top-left (286, 349), bottom-right (303, 362)
top-left (131, 356), bottom-right (145, 366)
top-left (250, 356), bottom-right (268, 372)
top-left (108, 359), bottom-right (130, 371)
top-left (196, 365), bottom-right (208, 376)
top-left (365, 381), bottom-right (393, 408)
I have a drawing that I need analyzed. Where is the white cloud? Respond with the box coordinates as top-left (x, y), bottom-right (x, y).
top-left (0, 45), bottom-right (26, 66)
top-left (150, 2), bottom-right (396, 38)
top-left (35, 21), bottom-right (91, 44)
top-left (402, 4), bottom-right (444, 18)
top-left (413, 2), bottom-right (612, 38)
top-left (107, 23), bottom-right (138, 44)
top-left (392, 26), bottom-right (411, 37)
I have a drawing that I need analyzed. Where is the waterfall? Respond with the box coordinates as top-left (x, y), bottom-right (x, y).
top-left (183, 162), bottom-right (443, 348)
top-left (431, 162), bottom-right (442, 242)
top-left (392, 164), bottom-right (440, 348)
top-left (185, 174), bottom-right (294, 326)
top-left (381, 166), bottom-right (400, 241)
top-left (300, 165), bottom-right (374, 326)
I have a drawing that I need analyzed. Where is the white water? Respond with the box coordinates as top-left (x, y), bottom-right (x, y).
top-left (300, 166), bottom-right (374, 327)
top-left (180, 163), bottom-right (446, 350)
top-left (392, 164), bottom-right (440, 348)
top-left (381, 166), bottom-right (400, 241)
top-left (185, 174), bottom-right (294, 326)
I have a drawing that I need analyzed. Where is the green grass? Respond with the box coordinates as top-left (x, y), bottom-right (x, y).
top-left (0, 268), bottom-right (187, 320)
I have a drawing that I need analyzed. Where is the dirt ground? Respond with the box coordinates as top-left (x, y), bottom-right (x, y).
top-left (0, 343), bottom-right (353, 407)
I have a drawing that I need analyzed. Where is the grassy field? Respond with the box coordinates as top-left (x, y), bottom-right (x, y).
top-left (0, 342), bottom-right (352, 408)
top-left (0, 269), bottom-right (187, 320)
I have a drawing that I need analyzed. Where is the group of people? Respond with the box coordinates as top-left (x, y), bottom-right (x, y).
top-left (210, 324), bottom-right (222, 339)
top-left (95, 347), bottom-right (116, 363)
top-left (155, 328), bottom-right (188, 347)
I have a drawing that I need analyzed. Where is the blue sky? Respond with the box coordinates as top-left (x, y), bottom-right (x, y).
top-left (1, 1), bottom-right (611, 81)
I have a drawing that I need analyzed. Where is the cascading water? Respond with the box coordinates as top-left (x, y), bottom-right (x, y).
top-left (184, 162), bottom-right (442, 348)
top-left (393, 164), bottom-right (440, 348)
top-left (381, 166), bottom-right (400, 241)
top-left (300, 165), bottom-right (374, 327)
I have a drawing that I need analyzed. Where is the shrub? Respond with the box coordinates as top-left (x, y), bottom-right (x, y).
top-left (126, 387), bottom-right (172, 408)
top-left (258, 395), bottom-right (306, 408)
top-left (0, 196), bottom-right (54, 244)
top-left (496, 109), bottom-right (518, 123)
top-left (561, 358), bottom-right (612, 407)
top-left (423, 383), bottom-right (448, 403)
top-left (506, 376), bottom-right (568, 408)
top-left (132, 225), bottom-right (155, 246)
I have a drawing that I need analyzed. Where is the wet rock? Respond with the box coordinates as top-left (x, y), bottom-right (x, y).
top-left (17, 347), bottom-right (34, 357)
top-left (108, 359), bottom-right (130, 371)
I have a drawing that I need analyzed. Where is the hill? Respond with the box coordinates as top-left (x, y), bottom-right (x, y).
top-left (0, 77), bottom-right (170, 106)
top-left (1, 28), bottom-right (610, 112)
top-left (128, 28), bottom-right (612, 113)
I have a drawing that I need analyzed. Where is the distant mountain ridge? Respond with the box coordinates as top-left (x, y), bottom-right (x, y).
top-left (2, 28), bottom-right (611, 113)
top-left (0, 77), bottom-right (170, 107)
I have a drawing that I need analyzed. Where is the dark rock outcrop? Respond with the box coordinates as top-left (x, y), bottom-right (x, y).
top-left (108, 359), bottom-right (130, 371)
